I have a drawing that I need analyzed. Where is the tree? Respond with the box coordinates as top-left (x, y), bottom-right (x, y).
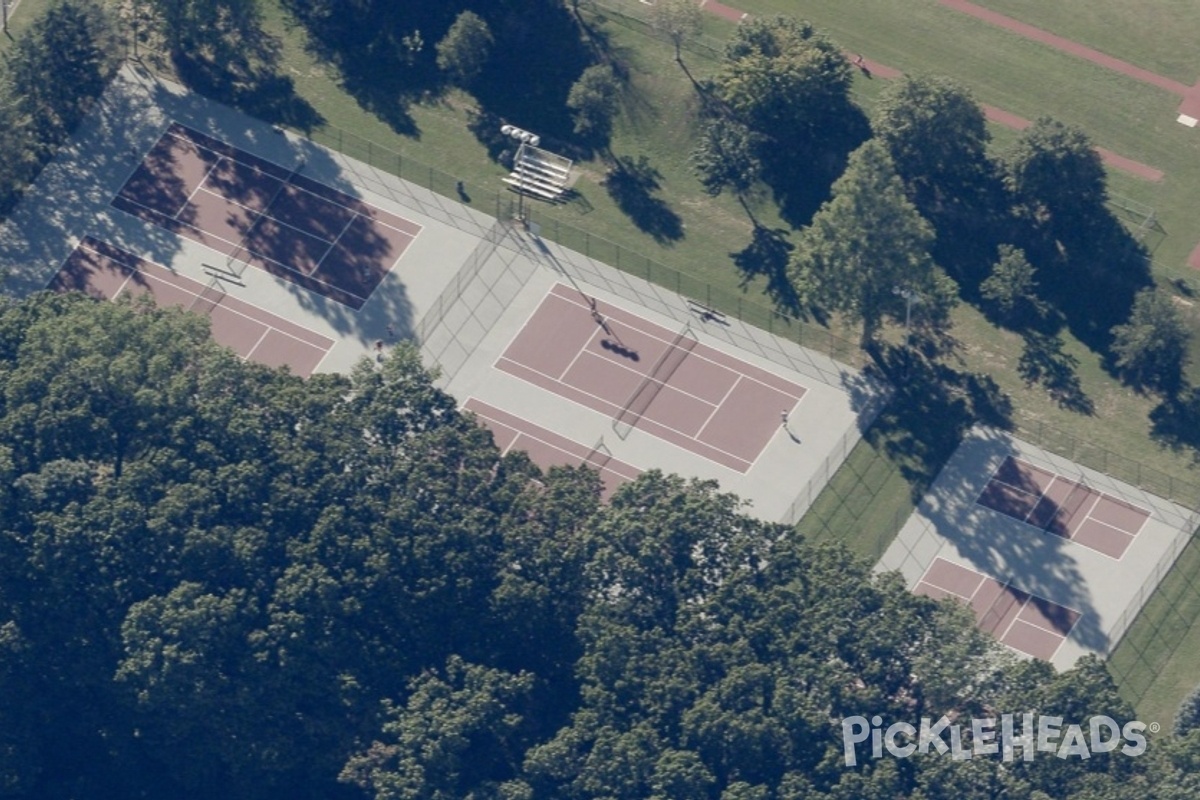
top-left (788, 139), bottom-right (949, 344)
top-left (1110, 288), bottom-right (1190, 393)
top-left (567, 64), bottom-right (620, 141)
top-left (712, 17), bottom-right (852, 141)
top-left (689, 116), bottom-right (763, 204)
top-left (146, 0), bottom-right (259, 55)
top-left (650, 0), bottom-right (703, 64)
top-left (1176, 682), bottom-right (1200, 736)
top-left (980, 244), bottom-right (1045, 324)
top-left (3, 0), bottom-right (118, 150)
top-left (435, 10), bottom-right (493, 86)
top-left (872, 75), bottom-right (992, 221)
top-left (1004, 116), bottom-right (1107, 232)
top-left (340, 657), bottom-right (535, 800)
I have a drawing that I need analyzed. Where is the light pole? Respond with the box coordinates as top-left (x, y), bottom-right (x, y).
top-left (892, 285), bottom-right (923, 345)
top-left (3, 0), bottom-right (9, 34)
top-left (500, 124), bottom-right (540, 225)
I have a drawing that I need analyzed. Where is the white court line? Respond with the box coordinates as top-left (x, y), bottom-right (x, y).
top-left (466, 402), bottom-right (641, 479)
top-left (110, 194), bottom-right (370, 304)
top-left (305, 213), bottom-right (360, 277)
top-left (578, 346), bottom-right (720, 410)
top-left (556, 317), bottom-right (607, 382)
top-left (74, 240), bottom-right (335, 352)
top-left (554, 288), bottom-right (807, 397)
top-left (167, 125), bottom-right (423, 237)
top-left (922, 559), bottom-right (1074, 657)
top-left (1016, 601), bottom-right (1083, 638)
top-left (193, 185), bottom-right (338, 246)
top-left (242, 327), bottom-right (273, 361)
top-left (172, 153), bottom-right (225, 220)
top-left (694, 374), bottom-right (743, 440)
top-left (495, 354), bottom-right (752, 470)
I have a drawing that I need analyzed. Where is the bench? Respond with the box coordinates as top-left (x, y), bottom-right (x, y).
top-left (686, 298), bottom-right (728, 325)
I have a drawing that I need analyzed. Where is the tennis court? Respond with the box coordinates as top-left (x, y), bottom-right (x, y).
top-left (464, 399), bottom-right (640, 499)
top-left (49, 237), bottom-right (334, 377)
top-left (110, 122), bottom-right (421, 310)
top-left (496, 284), bottom-right (808, 473)
top-left (977, 455), bottom-right (1150, 559)
top-left (915, 556), bottom-right (1082, 661)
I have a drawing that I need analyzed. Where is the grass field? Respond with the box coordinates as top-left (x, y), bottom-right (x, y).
top-left (1107, 536), bottom-right (1200, 731)
top-left (970, 0), bottom-right (1200, 85)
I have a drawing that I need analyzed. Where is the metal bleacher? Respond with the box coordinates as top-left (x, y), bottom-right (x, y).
top-left (504, 143), bottom-right (572, 203)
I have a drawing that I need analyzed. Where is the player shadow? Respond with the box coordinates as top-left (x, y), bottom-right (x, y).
top-left (600, 337), bottom-right (639, 361)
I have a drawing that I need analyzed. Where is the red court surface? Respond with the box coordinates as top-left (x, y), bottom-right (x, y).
top-left (496, 284), bottom-right (807, 473)
top-left (975, 456), bottom-right (1150, 559)
top-left (464, 399), bottom-right (640, 499)
top-left (110, 122), bottom-right (421, 310)
top-left (49, 237), bottom-right (334, 377)
top-left (915, 557), bottom-right (1081, 661)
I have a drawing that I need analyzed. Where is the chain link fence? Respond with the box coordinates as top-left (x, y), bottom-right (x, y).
top-left (416, 219), bottom-right (534, 384)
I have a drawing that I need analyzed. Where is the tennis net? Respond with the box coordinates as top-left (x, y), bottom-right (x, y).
top-left (226, 157), bottom-right (306, 276)
top-left (612, 325), bottom-right (697, 439)
top-left (187, 274), bottom-right (226, 316)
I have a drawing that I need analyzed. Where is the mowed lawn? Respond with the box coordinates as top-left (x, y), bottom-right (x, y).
top-left (969, 0), bottom-right (1200, 85)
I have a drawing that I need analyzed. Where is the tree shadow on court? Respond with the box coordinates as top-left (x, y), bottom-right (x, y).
top-left (912, 427), bottom-right (1109, 655)
top-left (730, 225), bottom-right (800, 316)
top-left (601, 155), bottom-right (683, 244)
top-left (862, 342), bottom-right (1013, 501)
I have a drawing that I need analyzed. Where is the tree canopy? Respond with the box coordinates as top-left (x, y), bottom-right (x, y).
top-left (567, 64), bottom-right (620, 143)
top-left (436, 10), bottom-right (494, 87)
top-left (0, 0), bottom-right (119, 215)
top-left (788, 139), bottom-right (952, 343)
top-left (1004, 117), bottom-right (1107, 235)
top-left (0, 288), bottom-right (1184, 800)
top-left (872, 75), bottom-right (993, 224)
top-left (712, 16), bottom-right (853, 142)
top-left (1109, 287), bottom-right (1190, 393)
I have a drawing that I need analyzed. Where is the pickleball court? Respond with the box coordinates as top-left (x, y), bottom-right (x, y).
top-left (49, 237), bottom-right (334, 377)
top-left (976, 456), bottom-right (1150, 559)
top-left (110, 122), bottom-right (421, 310)
top-left (495, 284), bottom-right (807, 473)
top-left (915, 556), bottom-right (1081, 661)
top-left (464, 398), bottom-right (641, 499)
